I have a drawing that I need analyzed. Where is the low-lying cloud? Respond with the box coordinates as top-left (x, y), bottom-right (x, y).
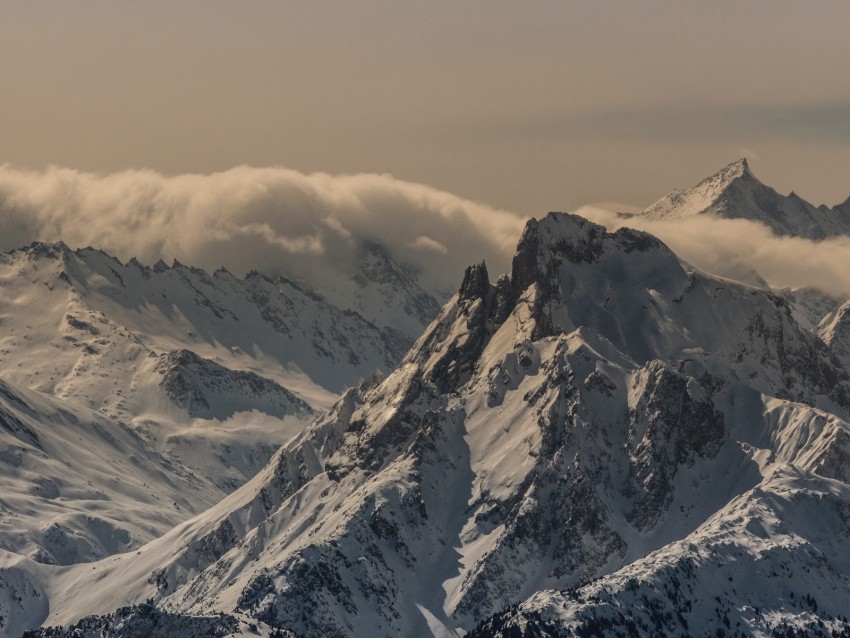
top-left (576, 205), bottom-right (850, 300)
top-left (1, 163), bottom-right (848, 303)
top-left (0, 164), bottom-right (525, 295)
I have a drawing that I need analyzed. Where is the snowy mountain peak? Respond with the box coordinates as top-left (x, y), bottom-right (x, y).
top-left (16, 240), bottom-right (73, 262)
top-left (642, 158), bottom-right (850, 239)
top-left (152, 258), bottom-right (170, 273)
top-left (511, 213), bottom-right (671, 292)
top-left (458, 261), bottom-right (490, 302)
top-left (691, 156), bottom-right (754, 191)
top-left (717, 156), bottom-right (751, 178)
top-left (641, 157), bottom-right (761, 221)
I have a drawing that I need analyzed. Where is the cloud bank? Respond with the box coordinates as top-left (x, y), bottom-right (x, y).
top-left (0, 165), bottom-right (525, 295)
top-left (576, 205), bottom-right (850, 299)
top-left (1, 163), bottom-right (847, 303)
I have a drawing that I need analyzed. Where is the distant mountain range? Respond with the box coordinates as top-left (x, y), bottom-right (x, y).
top-left (7, 163), bottom-right (850, 637)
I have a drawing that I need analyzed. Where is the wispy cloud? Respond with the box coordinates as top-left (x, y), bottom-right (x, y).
top-left (576, 205), bottom-right (850, 299)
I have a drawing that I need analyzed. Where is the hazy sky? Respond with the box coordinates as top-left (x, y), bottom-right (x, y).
top-left (1, 1), bottom-right (849, 214)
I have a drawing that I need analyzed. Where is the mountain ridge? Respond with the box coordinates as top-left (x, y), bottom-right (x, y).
top-left (19, 212), bottom-right (850, 637)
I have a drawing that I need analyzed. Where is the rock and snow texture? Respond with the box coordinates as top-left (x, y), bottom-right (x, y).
top-left (0, 241), bottom-right (421, 490)
top-left (0, 239), bottom-right (439, 635)
top-left (154, 349), bottom-right (314, 420)
top-left (296, 239), bottom-right (444, 349)
top-left (22, 603), bottom-right (267, 638)
top-left (0, 378), bottom-right (223, 567)
top-left (781, 286), bottom-right (843, 335)
top-left (819, 301), bottom-right (850, 372)
top-left (642, 158), bottom-right (850, 239)
top-left (0, 241), bottom-right (407, 409)
top-left (18, 212), bottom-right (850, 637)
top-left (467, 470), bottom-right (850, 637)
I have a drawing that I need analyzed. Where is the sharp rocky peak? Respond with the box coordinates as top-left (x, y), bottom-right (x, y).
top-left (14, 240), bottom-right (74, 261)
top-left (690, 157), bottom-right (758, 194)
top-left (696, 157), bottom-right (765, 196)
top-left (507, 212), bottom-right (676, 302)
top-left (413, 212), bottom-right (688, 393)
top-left (642, 158), bottom-right (766, 220)
top-left (641, 158), bottom-right (850, 239)
top-left (458, 261), bottom-right (490, 303)
top-left (707, 157), bottom-right (753, 183)
top-left (449, 211), bottom-right (681, 315)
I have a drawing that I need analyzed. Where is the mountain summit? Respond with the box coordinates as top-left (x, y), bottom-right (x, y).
top-left (642, 158), bottom-right (850, 239)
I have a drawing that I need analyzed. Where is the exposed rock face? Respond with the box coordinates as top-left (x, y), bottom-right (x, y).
top-left (24, 603), bottom-right (241, 638)
top-left (820, 300), bottom-right (850, 370)
top-left (625, 361), bottom-right (726, 531)
top-left (155, 349), bottom-right (314, 420)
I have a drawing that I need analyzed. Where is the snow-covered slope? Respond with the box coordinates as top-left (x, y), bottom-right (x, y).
top-left (642, 158), bottom-right (850, 239)
top-left (781, 286), bottom-right (843, 335)
top-left (0, 241), bottom-right (414, 487)
top-left (0, 241), bottom-right (405, 407)
top-left (819, 300), bottom-right (850, 371)
top-left (469, 466), bottom-right (850, 637)
top-left (0, 376), bottom-right (226, 569)
top-left (22, 213), bottom-right (850, 637)
top-left (295, 239), bottom-right (443, 346)
top-left (154, 349), bottom-right (314, 420)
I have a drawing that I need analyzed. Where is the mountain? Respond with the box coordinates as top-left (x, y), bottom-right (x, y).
top-left (781, 286), bottom-right (843, 334)
top-left (468, 463), bottom-right (850, 637)
top-left (0, 376), bottom-right (231, 568)
top-left (154, 349), bottom-right (314, 420)
top-left (642, 158), bottom-right (850, 239)
top-left (0, 241), bottom-right (407, 407)
top-left (0, 238), bottom-right (432, 634)
top-left (21, 212), bottom-right (850, 637)
top-left (0, 241), bottom-right (416, 481)
top-left (293, 239), bottom-right (444, 349)
top-left (819, 300), bottom-right (850, 371)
